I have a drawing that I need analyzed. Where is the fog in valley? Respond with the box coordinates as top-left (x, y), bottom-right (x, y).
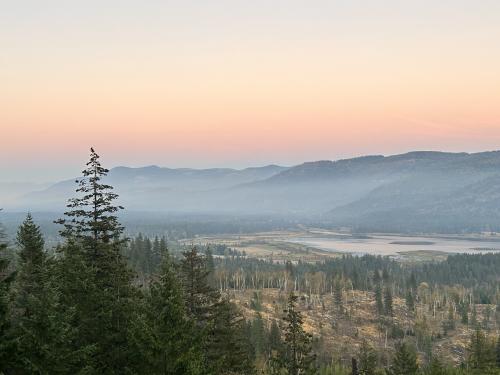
top-left (4, 150), bottom-right (500, 236)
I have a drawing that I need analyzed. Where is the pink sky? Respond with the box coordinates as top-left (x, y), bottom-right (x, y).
top-left (1, 1), bottom-right (500, 181)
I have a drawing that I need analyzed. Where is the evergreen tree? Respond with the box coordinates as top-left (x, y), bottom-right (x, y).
top-left (205, 247), bottom-right (216, 287)
top-left (142, 236), bottom-right (153, 276)
top-left (496, 335), bottom-right (500, 368)
top-left (140, 252), bottom-right (203, 374)
top-left (408, 271), bottom-right (417, 291)
top-left (425, 356), bottom-right (446, 375)
top-left (443, 304), bottom-right (455, 335)
top-left (55, 148), bottom-right (138, 373)
top-left (382, 269), bottom-right (390, 284)
top-left (467, 328), bottom-right (496, 371)
top-left (471, 304), bottom-right (478, 328)
top-left (384, 287), bottom-right (394, 317)
top-left (17, 214), bottom-right (44, 264)
top-left (52, 241), bottom-right (97, 372)
top-left (388, 341), bottom-right (419, 375)
top-left (277, 293), bottom-right (317, 375)
top-left (56, 147), bottom-right (125, 249)
top-left (334, 280), bottom-right (343, 313)
top-left (179, 246), bottom-right (220, 325)
top-left (250, 291), bottom-right (263, 311)
top-left (151, 236), bottom-right (164, 271)
top-left (357, 340), bottom-right (377, 375)
top-left (208, 297), bottom-right (255, 374)
top-left (250, 313), bottom-right (266, 358)
top-left (159, 236), bottom-right (168, 255)
top-left (179, 246), bottom-right (253, 374)
top-left (375, 283), bottom-right (384, 316)
top-left (0, 216), bottom-right (17, 372)
top-left (405, 290), bottom-right (415, 312)
top-left (460, 303), bottom-right (469, 325)
top-left (10, 214), bottom-right (55, 372)
top-left (268, 319), bottom-right (283, 355)
top-left (448, 303), bottom-right (455, 323)
top-left (13, 214), bottom-right (46, 312)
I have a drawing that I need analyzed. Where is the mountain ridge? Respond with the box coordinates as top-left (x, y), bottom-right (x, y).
top-left (5, 150), bottom-right (500, 233)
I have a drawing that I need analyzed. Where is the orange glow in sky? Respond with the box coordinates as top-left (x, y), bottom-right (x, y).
top-left (1, 1), bottom-right (500, 181)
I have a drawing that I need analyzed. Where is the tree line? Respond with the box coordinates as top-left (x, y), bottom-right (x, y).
top-left (1, 149), bottom-right (500, 374)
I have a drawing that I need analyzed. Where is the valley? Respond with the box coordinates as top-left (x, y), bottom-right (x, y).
top-left (184, 229), bottom-right (500, 262)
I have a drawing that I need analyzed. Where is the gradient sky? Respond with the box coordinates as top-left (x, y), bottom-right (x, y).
top-left (2, 0), bottom-right (500, 182)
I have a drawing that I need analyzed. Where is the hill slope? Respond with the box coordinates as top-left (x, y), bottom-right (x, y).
top-left (6, 151), bottom-right (500, 233)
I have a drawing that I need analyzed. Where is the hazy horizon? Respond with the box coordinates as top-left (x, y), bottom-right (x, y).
top-left (2, 1), bottom-right (500, 182)
top-left (3, 147), bottom-right (500, 184)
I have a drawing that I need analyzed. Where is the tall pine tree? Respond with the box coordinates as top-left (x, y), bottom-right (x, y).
top-left (384, 287), bottom-right (394, 317)
top-left (179, 246), bottom-right (220, 326)
top-left (467, 328), bottom-right (496, 372)
top-left (138, 251), bottom-right (204, 374)
top-left (179, 246), bottom-right (253, 374)
top-left (11, 214), bottom-right (77, 373)
top-left (388, 342), bottom-right (419, 375)
top-left (56, 147), bottom-right (125, 249)
top-left (208, 296), bottom-right (255, 374)
top-left (14, 213), bottom-right (45, 316)
top-left (374, 283), bottom-right (384, 316)
top-left (55, 148), bottom-right (138, 373)
top-left (275, 293), bottom-right (317, 375)
top-left (357, 339), bottom-right (377, 375)
top-left (333, 280), bottom-right (343, 313)
top-left (268, 319), bottom-right (283, 357)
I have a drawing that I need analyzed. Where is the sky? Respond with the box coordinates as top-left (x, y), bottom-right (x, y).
top-left (1, 0), bottom-right (500, 182)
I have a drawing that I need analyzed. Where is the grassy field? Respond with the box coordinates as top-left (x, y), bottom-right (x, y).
top-left (182, 230), bottom-right (345, 263)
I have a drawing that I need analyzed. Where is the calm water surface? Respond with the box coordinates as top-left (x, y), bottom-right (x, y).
top-left (288, 234), bottom-right (500, 256)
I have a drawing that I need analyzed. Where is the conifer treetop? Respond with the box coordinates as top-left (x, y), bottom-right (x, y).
top-left (55, 148), bottom-right (124, 246)
top-left (16, 213), bottom-right (45, 266)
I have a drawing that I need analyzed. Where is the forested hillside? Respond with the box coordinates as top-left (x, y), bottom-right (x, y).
top-left (7, 151), bottom-right (500, 233)
top-left (2, 149), bottom-right (500, 374)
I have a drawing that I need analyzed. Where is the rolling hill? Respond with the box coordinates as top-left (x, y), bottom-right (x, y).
top-left (5, 151), bottom-right (500, 233)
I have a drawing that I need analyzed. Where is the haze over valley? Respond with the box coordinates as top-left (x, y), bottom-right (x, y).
top-left (5, 150), bottom-right (500, 234)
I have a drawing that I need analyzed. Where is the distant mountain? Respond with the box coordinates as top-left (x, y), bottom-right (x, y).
top-left (0, 181), bottom-right (52, 203)
top-left (8, 164), bottom-right (288, 211)
top-left (316, 151), bottom-right (500, 232)
top-left (6, 151), bottom-right (500, 233)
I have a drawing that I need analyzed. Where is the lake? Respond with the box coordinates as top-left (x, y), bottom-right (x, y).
top-left (288, 234), bottom-right (500, 256)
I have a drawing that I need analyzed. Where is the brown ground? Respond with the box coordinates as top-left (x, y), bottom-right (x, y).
top-left (229, 288), bottom-right (498, 367)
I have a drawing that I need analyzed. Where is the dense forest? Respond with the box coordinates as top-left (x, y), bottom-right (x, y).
top-left (1, 149), bottom-right (500, 374)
